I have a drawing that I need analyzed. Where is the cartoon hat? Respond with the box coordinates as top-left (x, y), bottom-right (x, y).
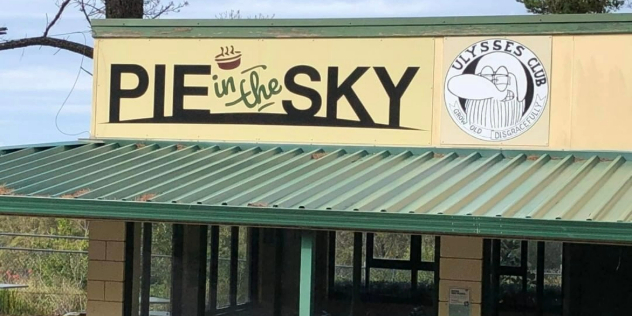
top-left (447, 53), bottom-right (527, 102)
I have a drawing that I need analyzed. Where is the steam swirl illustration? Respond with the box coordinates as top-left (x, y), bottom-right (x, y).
top-left (215, 45), bottom-right (242, 70)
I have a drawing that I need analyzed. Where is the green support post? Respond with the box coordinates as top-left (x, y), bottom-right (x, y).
top-left (300, 230), bottom-right (315, 316)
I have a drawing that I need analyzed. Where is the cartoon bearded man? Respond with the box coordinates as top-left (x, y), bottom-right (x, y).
top-left (447, 53), bottom-right (528, 130)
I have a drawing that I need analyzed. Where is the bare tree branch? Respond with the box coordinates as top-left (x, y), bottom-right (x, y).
top-left (44, 0), bottom-right (72, 37)
top-left (216, 9), bottom-right (275, 19)
top-left (149, 3), bottom-right (173, 19)
top-left (1, 0), bottom-right (188, 60)
top-left (149, 1), bottom-right (188, 19)
top-left (77, 0), bottom-right (93, 26)
top-left (78, 1), bottom-right (104, 17)
top-left (73, 0), bottom-right (188, 21)
top-left (151, 1), bottom-right (189, 19)
top-left (0, 37), bottom-right (92, 58)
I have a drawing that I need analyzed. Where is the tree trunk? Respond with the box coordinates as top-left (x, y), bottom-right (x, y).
top-left (106, 0), bottom-right (144, 18)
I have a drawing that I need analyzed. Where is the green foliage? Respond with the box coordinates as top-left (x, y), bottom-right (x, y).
top-left (373, 233), bottom-right (411, 260)
top-left (214, 227), bottom-right (250, 308)
top-left (148, 223), bottom-right (171, 303)
top-left (500, 240), bottom-right (563, 273)
top-left (146, 224), bottom-right (251, 311)
top-left (0, 216), bottom-right (88, 315)
top-left (0, 290), bottom-right (26, 315)
top-left (0, 216), bottom-right (437, 315)
top-left (497, 240), bottom-right (563, 313)
top-left (333, 232), bottom-right (436, 305)
top-left (517, 0), bottom-right (628, 14)
top-left (0, 278), bottom-right (86, 316)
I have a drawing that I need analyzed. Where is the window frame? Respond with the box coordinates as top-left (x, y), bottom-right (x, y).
top-left (134, 223), bottom-right (259, 316)
top-left (327, 231), bottom-right (440, 307)
top-left (206, 225), bottom-right (260, 315)
top-left (482, 239), bottom-right (563, 316)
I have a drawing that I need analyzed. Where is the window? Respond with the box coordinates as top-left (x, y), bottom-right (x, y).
top-left (144, 223), bottom-right (173, 314)
top-left (483, 239), bottom-right (563, 316)
top-left (133, 223), bottom-right (258, 316)
top-left (328, 231), bottom-right (439, 308)
top-left (208, 225), bottom-right (258, 313)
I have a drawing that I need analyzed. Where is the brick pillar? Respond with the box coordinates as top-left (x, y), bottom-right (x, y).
top-left (86, 221), bottom-right (127, 316)
top-left (438, 236), bottom-right (483, 316)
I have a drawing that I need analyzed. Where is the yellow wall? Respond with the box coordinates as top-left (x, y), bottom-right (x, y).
top-left (435, 34), bottom-right (632, 151)
top-left (92, 34), bottom-right (632, 151)
top-left (92, 38), bottom-right (434, 146)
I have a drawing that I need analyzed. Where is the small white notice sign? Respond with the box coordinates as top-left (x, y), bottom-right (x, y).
top-left (449, 288), bottom-right (470, 305)
top-left (448, 288), bottom-right (470, 316)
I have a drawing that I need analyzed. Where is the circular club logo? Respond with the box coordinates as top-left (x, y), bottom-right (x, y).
top-left (445, 39), bottom-right (549, 142)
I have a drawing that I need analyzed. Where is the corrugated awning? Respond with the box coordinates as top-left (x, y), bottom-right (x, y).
top-left (1, 140), bottom-right (632, 243)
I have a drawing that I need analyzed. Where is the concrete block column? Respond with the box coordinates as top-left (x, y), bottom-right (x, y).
top-left (438, 236), bottom-right (483, 316)
top-left (87, 220), bottom-right (127, 316)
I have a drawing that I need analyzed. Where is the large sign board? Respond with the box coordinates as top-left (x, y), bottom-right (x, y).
top-left (440, 36), bottom-right (552, 146)
top-left (93, 38), bottom-right (435, 146)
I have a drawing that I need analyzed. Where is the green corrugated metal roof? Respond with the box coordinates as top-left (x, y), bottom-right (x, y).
top-left (1, 140), bottom-right (632, 242)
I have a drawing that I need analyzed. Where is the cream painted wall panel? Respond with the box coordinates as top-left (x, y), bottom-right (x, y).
top-left (90, 40), bottom-right (100, 139)
top-left (89, 34), bottom-right (632, 152)
top-left (431, 38), bottom-right (444, 146)
top-left (570, 35), bottom-right (632, 150)
top-left (547, 36), bottom-right (574, 150)
top-left (439, 36), bottom-right (552, 147)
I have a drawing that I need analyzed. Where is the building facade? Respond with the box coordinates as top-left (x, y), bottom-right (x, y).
top-left (1, 14), bottom-right (632, 316)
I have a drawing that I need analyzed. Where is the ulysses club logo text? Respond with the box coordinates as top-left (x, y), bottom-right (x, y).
top-left (445, 39), bottom-right (549, 142)
top-left (108, 45), bottom-right (420, 130)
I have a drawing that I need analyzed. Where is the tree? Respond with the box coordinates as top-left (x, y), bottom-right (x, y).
top-left (215, 9), bottom-right (275, 19)
top-left (0, 0), bottom-right (188, 58)
top-left (517, 0), bottom-right (628, 14)
top-left (105, 0), bottom-right (144, 18)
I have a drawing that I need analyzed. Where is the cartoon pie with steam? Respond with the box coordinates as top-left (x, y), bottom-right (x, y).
top-left (215, 46), bottom-right (242, 70)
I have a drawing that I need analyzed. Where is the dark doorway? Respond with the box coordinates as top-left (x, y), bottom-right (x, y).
top-left (482, 239), bottom-right (563, 316)
top-left (565, 243), bottom-right (632, 316)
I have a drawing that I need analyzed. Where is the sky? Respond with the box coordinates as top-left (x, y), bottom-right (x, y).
top-left (0, 0), bottom-right (623, 146)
